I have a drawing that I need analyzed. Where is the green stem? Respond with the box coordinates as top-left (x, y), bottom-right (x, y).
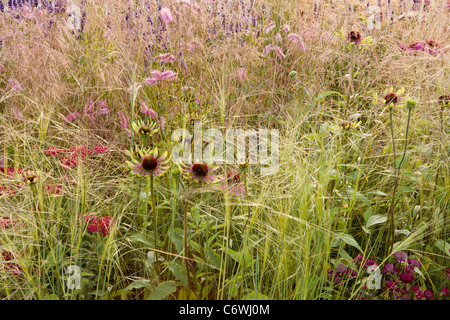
top-left (149, 174), bottom-right (161, 280)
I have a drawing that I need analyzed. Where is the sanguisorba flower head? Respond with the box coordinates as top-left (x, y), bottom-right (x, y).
top-left (183, 163), bottom-right (220, 184)
top-left (127, 148), bottom-right (170, 178)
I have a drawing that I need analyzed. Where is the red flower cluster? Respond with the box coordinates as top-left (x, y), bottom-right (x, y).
top-left (44, 145), bottom-right (109, 169)
top-left (0, 217), bottom-right (14, 229)
top-left (0, 167), bottom-right (24, 196)
top-left (1, 250), bottom-right (23, 277)
top-left (81, 214), bottom-right (114, 237)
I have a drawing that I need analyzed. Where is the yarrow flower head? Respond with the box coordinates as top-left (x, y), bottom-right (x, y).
top-left (127, 148), bottom-right (170, 178)
top-left (182, 163), bottom-right (220, 184)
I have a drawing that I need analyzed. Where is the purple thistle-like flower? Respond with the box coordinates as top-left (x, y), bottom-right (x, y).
top-left (445, 268), bottom-right (450, 279)
top-left (408, 259), bottom-right (421, 268)
top-left (424, 290), bottom-right (434, 299)
top-left (335, 264), bottom-right (348, 275)
top-left (393, 251), bottom-right (408, 262)
top-left (383, 263), bottom-right (395, 275)
top-left (442, 287), bottom-right (449, 297)
top-left (386, 280), bottom-right (396, 290)
top-left (333, 276), bottom-right (342, 285)
top-left (399, 273), bottom-right (415, 284)
top-left (411, 285), bottom-right (420, 292)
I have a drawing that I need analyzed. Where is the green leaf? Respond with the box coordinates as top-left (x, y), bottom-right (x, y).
top-left (315, 91), bottom-right (344, 101)
top-left (168, 228), bottom-right (184, 252)
top-left (397, 186), bottom-right (417, 195)
top-left (334, 233), bottom-right (363, 253)
top-left (367, 190), bottom-right (388, 196)
top-left (167, 262), bottom-right (189, 291)
top-left (365, 215), bottom-right (387, 229)
top-left (205, 245), bottom-right (221, 270)
top-left (125, 279), bottom-right (152, 291)
top-left (44, 294), bottom-right (60, 300)
top-left (242, 291), bottom-right (271, 300)
top-left (146, 281), bottom-right (178, 300)
top-left (435, 240), bottom-right (450, 256)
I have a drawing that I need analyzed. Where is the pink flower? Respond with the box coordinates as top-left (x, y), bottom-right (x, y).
top-left (98, 100), bottom-right (110, 114)
top-left (161, 7), bottom-right (174, 24)
top-left (8, 78), bottom-right (22, 91)
top-left (154, 53), bottom-right (176, 63)
top-left (282, 24), bottom-right (290, 32)
top-left (83, 98), bottom-right (94, 114)
top-left (93, 146), bottom-right (109, 154)
top-left (236, 68), bottom-right (247, 81)
top-left (287, 33), bottom-right (306, 52)
top-left (263, 21), bottom-right (275, 34)
top-left (0, 64), bottom-right (6, 73)
top-left (139, 99), bottom-right (157, 119)
top-left (145, 70), bottom-right (178, 85)
top-left (65, 111), bottom-right (82, 123)
top-left (118, 110), bottom-right (128, 129)
top-left (160, 117), bottom-right (166, 131)
top-left (263, 44), bottom-right (286, 59)
top-left (11, 106), bottom-right (24, 120)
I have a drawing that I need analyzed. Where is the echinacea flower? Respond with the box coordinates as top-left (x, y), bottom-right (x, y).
top-left (183, 163), bottom-right (220, 183)
top-left (131, 120), bottom-right (158, 137)
top-left (339, 121), bottom-right (361, 130)
top-left (127, 148), bottom-right (170, 177)
top-left (438, 95), bottom-right (450, 106)
top-left (23, 170), bottom-right (41, 185)
top-left (382, 87), bottom-right (405, 108)
top-left (346, 30), bottom-right (363, 46)
top-left (221, 172), bottom-right (245, 195)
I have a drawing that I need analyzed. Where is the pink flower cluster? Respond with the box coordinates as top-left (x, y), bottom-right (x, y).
top-left (145, 69), bottom-right (178, 85)
top-left (65, 99), bottom-right (110, 123)
top-left (399, 40), bottom-right (443, 56)
top-left (0, 217), bottom-right (14, 229)
top-left (82, 214), bottom-right (114, 237)
top-left (0, 167), bottom-right (24, 196)
top-left (1, 250), bottom-right (23, 277)
top-left (45, 145), bottom-right (109, 169)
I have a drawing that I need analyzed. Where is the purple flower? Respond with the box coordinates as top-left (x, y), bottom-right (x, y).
top-left (65, 111), bottom-right (82, 123)
top-left (383, 263), bottom-right (395, 274)
top-left (145, 69), bottom-right (178, 85)
top-left (263, 21), bottom-right (275, 34)
top-left (415, 290), bottom-right (425, 299)
top-left (287, 33), bottom-right (306, 52)
top-left (399, 273), bottom-right (415, 284)
top-left (393, 251), bottom-right (408, 262)
top-left (385, 280), bottom-right (396, 290)
top-left (424, 290), bottom-right (434, 299)
top-left (411, 285), bottom-right (420, 292)
top-left (335, 264), bottom-right (348, 275)
top-left (333, 276), bottom-right (342, 285)
top-left (442, 287), bottom-right (449, 297)
top-left (445, 268), bottom-right (450, 279)
top-left (407, 259), bottom-right (421, 268)
top-left (364, 259), bottom-right (376, 268)
top-left (83, 98), bottom-right (94, 114)
top-left (348, 269), bottom-right (357, 278)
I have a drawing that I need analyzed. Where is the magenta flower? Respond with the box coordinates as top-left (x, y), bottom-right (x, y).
top-left (83, 98), bottom-right (94, 114)
top-left (154, 53), bottom-right (175, 63)
top-left (442, 287), bottom-right (449, 297)
top-left (0, 64), bottom-right (6, 73)
top-left (383, 263), bottom-right (395, 275)
top-left (0, 217), bottom-right (14, 229)
top-left (65, 111), bottom-right (82, 123)
top-left (183, 163), bottom-right (220, 184)
top-left (263, 44), bottom-right (286, 59)
top-left (160, 7), bottom-right (174, 24)
top-left (345, 31), bottom-right (364, 46)
top-left (98, 100), bottom-right (110, 114)
top-left (399, 273), bottom-right (415, 284)
top-left (160, 117), bottom-right (166, 131)
top-left (93, 146), bottom-right (109, 154)
top-left (386, 280), bottom-right (397, 290)
top-left (139, 99), bottom-right (157, 119)
top-left (424, 290), bottom-right (434, 299)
